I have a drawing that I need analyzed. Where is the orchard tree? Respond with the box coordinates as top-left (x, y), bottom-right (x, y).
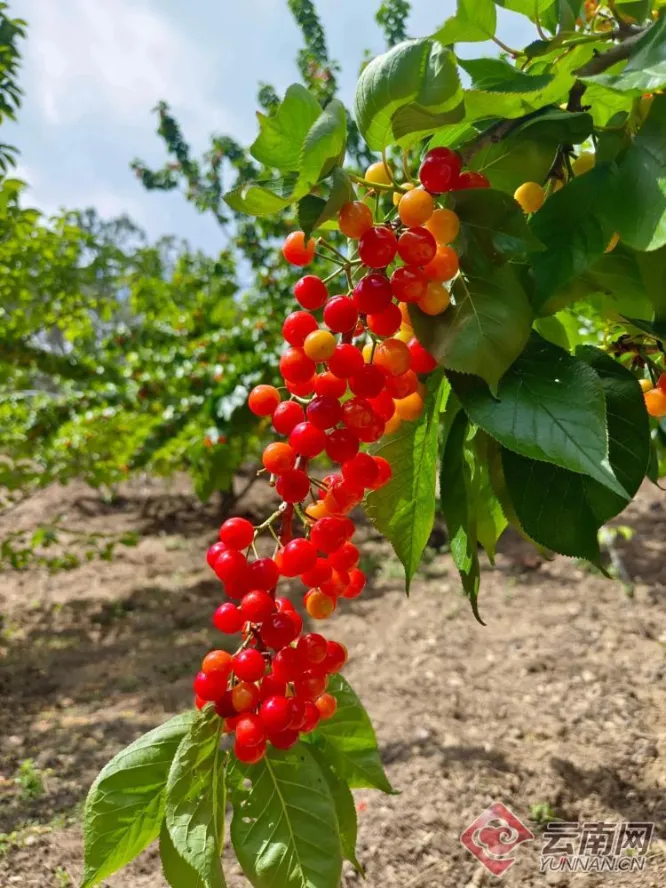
top-left (83, 1), bottom-right (666, 886)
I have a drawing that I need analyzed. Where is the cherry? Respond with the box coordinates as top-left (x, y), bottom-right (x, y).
top-left (365, 161), bottom-right (392, 185)
top-left (235, 713), bottom-right (266, 748)
top-left (425, 208), bottom-right (460, 245)
top-left (206, 541), bottom-right (226, 569)
top-left (289, 421), bottom-right (327, 456)
top-left (311, 517), bottom-right (348, 554)
top-left (259, 695), bottom-right (292, 733)
top-left (275, 596), bottom-right (295, 613)
top-left (342, 453), bottom-right (379, 488)
top-left (307, 396), bottom-right (343, 430)
top-left (658, 373), bottom-right (666, 394)
top-left (259, 674), bottom-right (287, 701)
top-left (297, 632), bottom-right (328, 666)
top-left (233, 648), bottom-right (266, 682)
top-left (353, 274), bottom-right (393, 314)
top-left (282, 231), bottom-right (315, 266)
top-left (385, 368), bottom-right (419, 398)
top-left (280, 538), bottom-right (318, 576)
top-left (303, 329), bottom-right (337, 362)
top-left (327, 343), bottom-right (364, 378)
top-left (418, 280), bottom-right (450, 316)
top-left (342, 397), bottom-right (375, 432)
top-left (397, 227), bottom-right (437, 266)
top-left (408, 337), bottom-right (437, 374)
top-left (286, 377), bottom-right (316, 397)
top-left (418, 147), bottom-right (462, 193)
top-left (367, 303), bottom-right (402, 337)
top-left (456, 171), bottom-right (490, 189)
top-left (423, 246), bottom-right (459, 282)
top-left (391, 265), bottom-right (428, 303)
top-left (329, 541), bottom-right (360, 572)
top-left (342, 567), bottom-right (366, 599)
top-left (193, 669), bottom-right (228, 702)
top-left (315, 693), bottom-right (338, 719)
top-left (195, 695), bottom-right (207, 711)
top-left (261, 612), bottom-right (300, 649)
top-left (219, 517), bottom-right (254, 550)
top-left (395, 391), bottom-right (424, 421)
top-left (282, 311), bottom-right (318, 346)
top-left (272, 646), bottom-right (301, 682)
top-left (301, 557), bottom-right (333, 587)
top-left (305, 589), bottom-right (336, 619)
top-left (294, 275), bottom-right (328, 310)
top-left (369, 388), bottom-right (397, 420)
top-left (370, 456), bottom-right (393, 489)
top-left (268, 729), bottom-right (300, 750)
top-left (247, 557), bottom-right (280, 590)
top-left (287, 696), bottom-right (307, 730)
top-left (300, 700), bottom-right (321, 732)
top-left (374, 339), bottom-right (411, 376)
top-left (275, 469), bottom-right (310, 503)
top-left (398, 188), bottom-right (434, 226)
top-left (314, 372), bottom-right (347, 399)
top-left (325, 428), bottom-right (360, 463)
top-left (234, 737), bottom-right (266, 764)
top-left (356, 414), bottom-right (385, 443)
top-left (241, 590), bottom-right (275, 623)
top-left (213, 602), bottom-right (245, 634)
top-left (214, 549), bottom-right (249, 591)
top-left (358, 226), bottom-right (398, 268)
top-left (349, 364), bottom-right (386, 398)
top-left (262, 442), bottom-right (296, 474)
top-left (323, 640), bottom-right (348, 673)
top-left (294, 670), bottom-right (327, 700)
top-left (279, 347), bottom-right (316, 384)
top-left (323, 296), bottom-right (359, 333)
top-left (339, 200), bottom-right (374, 238)
top-left (272, 401), bottom-right (305, 435)
top-left (248, 385), bottom-right (281, 416)
top-left (232, 681), bottom-right (261, 713)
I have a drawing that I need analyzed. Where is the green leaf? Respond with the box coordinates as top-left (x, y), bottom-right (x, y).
top-left (584, 81), bottom-right (634, 128)
top-left (298, 168), bottom-right (354, 239)
top-left (365, 372), bottom-right (448, 591)
top-left (501, 448), bottom-right (603, 561)
top-left (308, 746), bottom-right (363, 875)
top-left (576, 346), bottom-right (651, 523)
top-left (467, 137), bottom-right (557, 195)
top-left (582, 17), bottom-right (666, 95)
top-left (250, 84), bottom-right (322, 171)
top-left (533, 315), bottom-right (571, 350)
top-left (453, 188), bottom-right (545, 258)
top-left (449, 333), bottom-right (629, 497)
top-left (82, 711), bottom-right (196, 888)
top-left (160, 822), bottom-right (209, 888)
top-left (354, 38), bottom-right (463, 150)
top-left (229, 744), bottom-right (343, 888)
top-left (224, 175), bottom-right (298, 216)
top-left (606, 95), bottom-right (666, 252)
top-left (493, 0), bottom-right (557, 26)
top-left (440, 412), bottom-right (483, 623)
top-left (530, 164), bottom-right (616, 313)
top-left (582, 248), bottom-right (653, 321)
top-left (165, 708), bottom-right (226, 888)
top-left (637, 246), bottom-right (666, 325)
top-left (557, 0), bottom-right (583, 31)
top-left (299, 99), bottom-right (348, 188)
top-left (473, 432), bottom-right (509, 563)
top-left (410, 265), bottom-right (533, 392)
top-left (306, 675), bottom-right (394, 794)
top-left (511, 108), bottom-right (594, 144)
top-left (435, 0), bottom-right (497, 44)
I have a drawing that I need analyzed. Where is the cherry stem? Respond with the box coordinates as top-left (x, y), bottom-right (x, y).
top-left (348, 172), bottom-right (398, 193)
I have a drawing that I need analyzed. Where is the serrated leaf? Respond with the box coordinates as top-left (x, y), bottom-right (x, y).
top-left (435, 0), bottom-right (496, 44)
top-left (165, 708), bottom-right (226, 888)
top-left (224, 175), bottom-right (299, 216)
top-left (454, 188), bottom-right (545, 258)
top-left (365, 372), bottom-right (448, 591)
top-left (582, 17), bottom-right (666, 95)
top-left (440, 411), bottom-right (483, 623)
top-left (250, 84), bottom-right (322, 171)
top-left (493, 0), bottom-right (557, 26)
top-left (305, 675), bottom-right (393, 794)
top-left (449, 333), bottom-right (629, 498)
top-left (473, 432), bottom-right (508, 563)
top-left (468, 137), bottom-right (557, 195)
top-left (160, 822), bottom-right (209, 888)
top-left (299, 99), bottom-right (347, 188)
top-left (557, 0), bottom-right (583, 30)
top-left (512, 108), bottom-right (594, 143)
top-left (354, 38), bottom-right (463, 150)
top-left (606, 95), bottom-right (666, 252)
top-left (530, 164), bottom-right (616, 313)
top-left (299, 168), bottom-right (354, 239)
top-left (82, 711), bottom-right (196, 888)
top-left (410, 265), bottom-right (532, 392)
top-left (229, 744), bottom-right (342, 888)
top-left (308, 746), bottom-right (363, 875)
top-left (502, 448), bottom-right (603, 561)
top-left (637, 245), bottom-right (666, 327)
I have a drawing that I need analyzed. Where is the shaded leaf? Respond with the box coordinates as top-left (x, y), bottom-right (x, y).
top-left (299, 168), bottom-right (354, 239)
top-left (299, 99), bottom-right (348, 188)
top-left (582, 17), bottom-right (666, 95)
top-left (160, 822), bottom-right (208, 888)
top-left (308, 746), bottom-right (363, 875)
top-left (453, 188), bottom-right (544, 258)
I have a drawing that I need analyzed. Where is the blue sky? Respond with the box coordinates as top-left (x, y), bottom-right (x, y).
top-left (11, 0), bottom-right (535, 254)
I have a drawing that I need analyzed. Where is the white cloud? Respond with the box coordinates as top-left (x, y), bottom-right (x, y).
top-left (24, 0), bottom-right (217, 127)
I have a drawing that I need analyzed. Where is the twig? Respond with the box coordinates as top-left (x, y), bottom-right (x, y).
top-left (575, 26), bottom-right (648, 78)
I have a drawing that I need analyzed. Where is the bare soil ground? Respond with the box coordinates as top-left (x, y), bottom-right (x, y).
top-left (1, 475), bottom-right (665, 888)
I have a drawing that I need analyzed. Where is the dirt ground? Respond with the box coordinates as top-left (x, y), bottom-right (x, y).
top-left (1, 474), bottom-right (665, 888)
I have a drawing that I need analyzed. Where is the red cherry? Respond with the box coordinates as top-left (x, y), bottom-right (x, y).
top-left (657, 372), bottom-right (666, 393)
top-left (248, 385), bottom-right (281, 416)
top-left (193, 669), bottom-right (228, 702)
top-left (294, 275), bottom-right (328, 310)
top-left (323, 640), bottom-right (348, 673)
top-left (241, 590), bottom-right (275, 623)
top-left (367, 303), bottom-right (402, 337)
top-left (297, 632), bottom-right (328, 666)
top-left (279, 347), bottom-right (316, 383)
top-left (232, 682), bottom-right (261, 714)
top-left (275, 597), bottom-right (296, 613)
top-left (282, 311), bottom-right (318, 346)
top-left (314, 371), bottom-right (347, 399)
top-left (206, 541), bottom-right (227, 570)
top-left (247, 557), bottom-right (280, 590)
top-left (213, 602), bottom-right (245, 634)
top-left (272, 646), bottom-right (302, 683)
top-left (259, 695), bottom-right (292, 733)
top-left (329, 541), bottom-right (360, 572)
top-left (418, 147), bottom-right (462, 194)
top-left (235, 713), bottom-right (266, 748)
top-left (325, 428), bottom-right (360, 463)
top-left (219, 517), bottom-right (254, 550)
top-left (300, 557), bottom-right (333, 588)
top-left (214, 549), bottom-right (249, 591)
top-left (287, 696), bottom-right (307, 730)
top-left (261, 612), bottom-right (300, 649)
top-left (397, 227), bottom-right (437, 266)
top-left (289, 421), bottom-right (327, 457)
top-left (233, 648), bottom-right (266, 682)
top-left (356, 414), bottom-right (385, 443)
top-left (234, 737), bottom-right (266, 764)
top-left (300, 700), bottom-right (321, 732)
top-left (323, 296), bottom-right (359, 333)
top-left (275, 469), bottom-right (310, 503)
top-left (408, 337), bottom-right (437, 374)
top-left (294, 670), bottom-right (327, 700)
top-left (349, 364), bottom-right (386, 398)
top-left (353, 274), bottom-right (393, 314)
top-left (358, 226), bottom-right (398, 268)
top-left (369, 388), bottom-right (396, 420)
top-left (272, 401), bottom-right (305, 435)
top-left (311, 517), bottom-right (348, 554)
top-left (370, 456), bottom-right (393, 489)
top-left (342, 452), bottom-right (379, 488)
top-left (268, 729), bottom-right (300, 750)
top-left (307, 396), bottom-right (343, 430)
top-left (456, 170), bottom-right (490, 189)
top-left (262, 442), bottom-right (296, 474)
top-left (385, 368), bottom-right (419, 398)
top-left (316, 693), bottom-right (338, 719)
top-left (327, 343), bottom-right (365, 378)
top-left (283, 231), bottom-right (315, 266)
top-left (342, 567), bottom-right (366, 599)
top-left (259, 674), bottom-right (287, 701)
top-left (326, 477), bottom-right (364, 512)
top-left (286, 377), bottom-right (315, 397)
top-left (391, 266), bottom-right (428, 303)
top-left (280, 538), bottom-right (318, 577)
top-left (341, 397), bottom-right (375, 432)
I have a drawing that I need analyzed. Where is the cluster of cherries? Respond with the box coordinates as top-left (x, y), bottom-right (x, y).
top-left (195, 147), bottom-right (484, 764)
